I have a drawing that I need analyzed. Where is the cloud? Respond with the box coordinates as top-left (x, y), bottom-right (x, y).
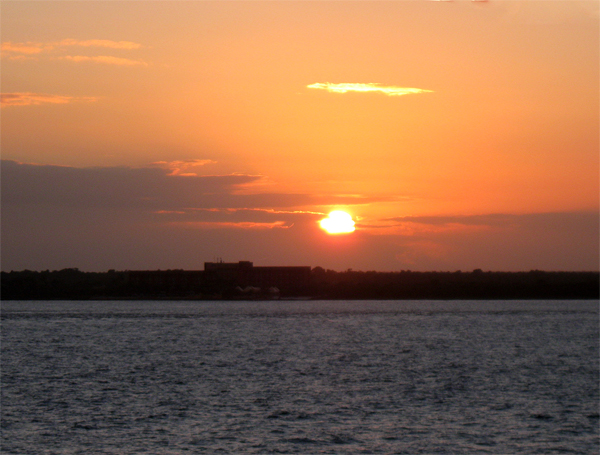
top-left (151, 159), bottom-right (217, 176)
top-left (363, 212), bottom-right (600, 238)
top-left (363, 212), bottom-right (600, 270)
top-left (1, 39), bottom-right (147, 66)
top-left (57, 39), bottom-right (143, 50)
top-left (1, 92), bottom-right (98, 107)
top-left (155, 208), bottom-right (323, 225)
top-left (2, 160), bottom-right (597, 272)
top-left (383, 214), bottom-right (504, 225)
top-left (307, 82), bottom-right (433, 96)
top-left (61, 55), bottom-right (148, 66)
top-left (1, 39), bottom-right (143, 56)
top-left (1, 160), bottom-right (381, 211)
top-left (1, 160), bottom-right (261, 210)
top-left (357, 214), bottom-right (502, 236)
top-left (171, 221), bottom-right (292, 230)
top-left (382, 213), bottom-right (596, 229)
top-left (0, 161), bottom-right (387, 271)
top-left (0, 42), bottom-right (47, 56)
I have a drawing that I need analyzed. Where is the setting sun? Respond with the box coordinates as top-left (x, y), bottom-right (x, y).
top-left (319, 210), bottom-right (356, 235)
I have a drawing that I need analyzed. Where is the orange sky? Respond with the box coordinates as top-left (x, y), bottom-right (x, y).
top-left (2, 1), bottom-right (598, 272)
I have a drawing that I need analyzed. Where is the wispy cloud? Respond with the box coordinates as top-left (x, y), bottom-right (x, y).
top-left (307, 82), bottom-right (433, 96)
top-left (361, 212), bottom-right (600, 238)
top-left (157, 208), bottom-right (324, 222)
top-left (1, 92), bottom-right (98, 107)
top-left (361, 213), bottom-right (519, 236)
top-left (1, 39), bottom-right (143, 56)
top-left (151, 159), bottom-right (217, 176)
top-left (1, 160), bottom-right (390, 212)
top-left (358, 220), bottom-right (492, 237)
top-left (171, 221), bottom-right (292, 230)
top-left (157, 207), bottom-right (323, 231)
top-left (61, 55), bottom-right (148, 66)
top-left (0, 42), bottom-right (48, 56)
top-left (1, 39), bottom-right (147, 65)
top-left (58, 39), bottom-right (143, 50)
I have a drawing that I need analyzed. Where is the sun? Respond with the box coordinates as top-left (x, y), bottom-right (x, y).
top-left (319, 210), bottom-right (356, 234)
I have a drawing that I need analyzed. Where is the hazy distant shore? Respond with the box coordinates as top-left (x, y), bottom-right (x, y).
top-left (2, 269), bottom-right (598, 301)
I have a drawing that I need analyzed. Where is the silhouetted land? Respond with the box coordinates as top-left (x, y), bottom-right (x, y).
top-left (1, 268), bottom-right (598, 300)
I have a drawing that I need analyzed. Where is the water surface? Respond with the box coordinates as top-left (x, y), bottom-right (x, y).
top-left (2, 300), bottom-right (598, 454)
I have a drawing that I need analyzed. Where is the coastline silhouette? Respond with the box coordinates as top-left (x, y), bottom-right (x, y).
top-left (2, 263), bottom-right (598, 300)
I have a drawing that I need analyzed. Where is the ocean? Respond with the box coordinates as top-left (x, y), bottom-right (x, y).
top-left (2, 300), bottom-right (598, 454)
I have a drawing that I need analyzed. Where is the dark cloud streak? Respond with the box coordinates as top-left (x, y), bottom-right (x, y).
top-left (1, 160), bottom-right (386, 211)
top-left (383, 212), bottom-right (599, 232)
top-left (3, 160), bottom-right (596, 272)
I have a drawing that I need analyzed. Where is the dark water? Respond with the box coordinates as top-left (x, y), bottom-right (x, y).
top-left (2, 300), bottom-right (598, 454)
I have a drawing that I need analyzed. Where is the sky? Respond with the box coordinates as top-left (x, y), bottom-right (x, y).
top-left (1, 0), bottom-right (598, 272)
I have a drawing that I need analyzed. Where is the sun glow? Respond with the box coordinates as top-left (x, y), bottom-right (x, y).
top-left (319, 210), bottom-right (356, 234)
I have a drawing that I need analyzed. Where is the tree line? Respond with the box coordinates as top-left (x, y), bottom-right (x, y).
top-left (1, 268), bottom-right (598, 300)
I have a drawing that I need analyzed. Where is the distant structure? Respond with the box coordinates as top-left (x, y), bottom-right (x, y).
top-left (204, 261), bottom-right (311, 295)
top-left (126, 261), bottom-right (311, 297)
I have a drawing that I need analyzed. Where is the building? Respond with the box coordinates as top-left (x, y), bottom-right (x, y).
top-left (203, 261), bottom-right (311, 295)
top-left (126, 262), bottom-right (312, 297)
